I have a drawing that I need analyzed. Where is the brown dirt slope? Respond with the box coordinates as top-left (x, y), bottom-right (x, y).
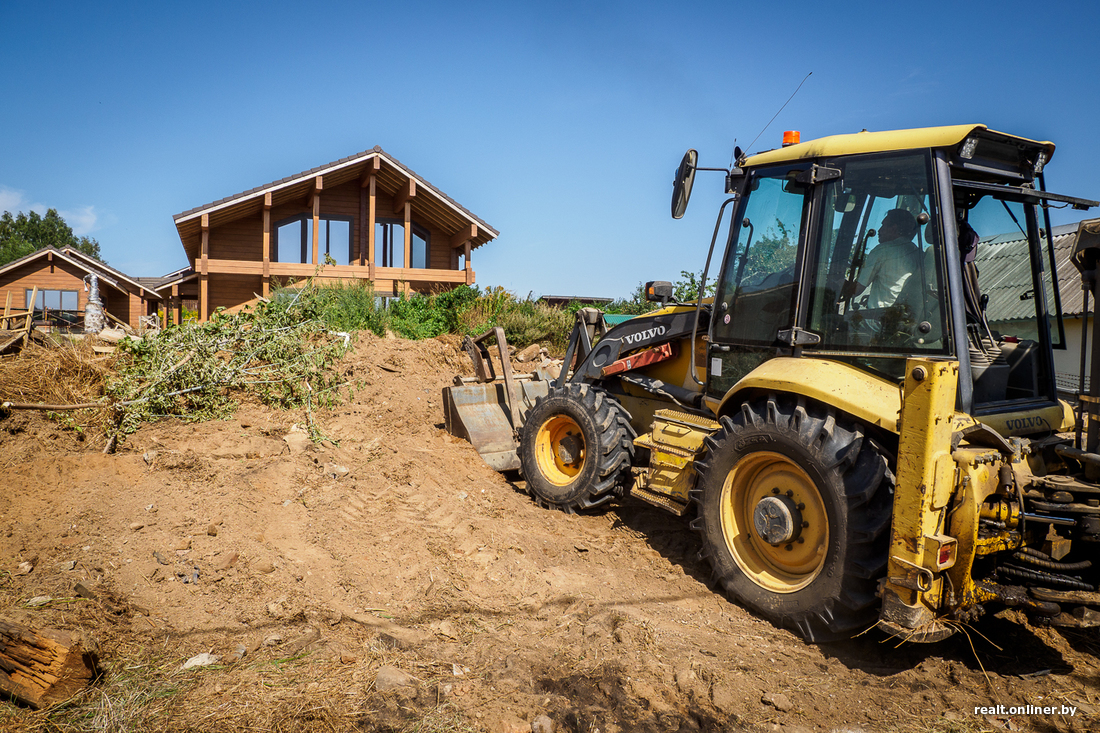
top-left (1, 332), bottom-right (1098, 732)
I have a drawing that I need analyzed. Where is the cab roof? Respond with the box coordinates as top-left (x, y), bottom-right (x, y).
top-left (743, 124), bottom-right (1056, 168)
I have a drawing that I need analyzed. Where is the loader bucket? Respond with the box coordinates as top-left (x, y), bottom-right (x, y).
top-left (442, 327), bottom-right (550, 472)
top-left (443, 378), bottom-right (548, 471)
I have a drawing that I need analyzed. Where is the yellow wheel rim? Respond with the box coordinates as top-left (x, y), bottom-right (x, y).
top-left (719, 451), bottom-right (829, 593)
top-left (534, 415), bottom-right (586, 486)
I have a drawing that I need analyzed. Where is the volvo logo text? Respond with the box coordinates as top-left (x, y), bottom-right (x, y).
top-left (622, 326), bottom-right (667, 345)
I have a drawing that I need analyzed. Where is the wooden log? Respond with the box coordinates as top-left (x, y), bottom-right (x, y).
top-left (0, 618), bottom-right (98, 709)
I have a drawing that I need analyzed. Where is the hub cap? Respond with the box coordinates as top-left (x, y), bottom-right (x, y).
top-left (534, 415), bottom-right (586, 486)
top-left (720, 451), bottom-right (829, 593)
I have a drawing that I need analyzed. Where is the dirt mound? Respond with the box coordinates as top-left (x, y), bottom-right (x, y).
top-left (1, 332), bottom-right (1097, 732)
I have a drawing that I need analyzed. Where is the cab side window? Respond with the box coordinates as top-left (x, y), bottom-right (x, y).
top-left (712, 170), bottom-right (806, 345)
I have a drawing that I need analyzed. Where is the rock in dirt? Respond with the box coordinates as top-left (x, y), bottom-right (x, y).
top-left (153, 551), bottom-right (170, 565)
top-left (215, 552), bottom-right (239, 570)
top-left (206, 524), bottom-right (218, 537)
top-left (56, 561), bottom-right (76, 571)
top-left (224, 645), bottom-right (247, 664)
top-left (129, 522), bottom-right (145, 531)
top-left (285, 627), bottom-right (321, 654)
top-left (181, 652), bottom-right (220, 670)
top-left (15, 561), bottom-right (34, 576)
top-left (489, 713), bottom-right (528, 733)
top-left (374, 665), bottom-right (416, 691)
top-left (531, 714), bottom-right (555, 733)
top-left (283, 432), bottom-right (311, 454)
top-left (762, 691), bottom-right (793, 712)
top-left (174, 537), bottom-right (192, 551)
top-left (263, 634), bottom-right (283, 647)
top-left (253, 560), bottom-right (276, 574)
top-left (323, 462), bottom-right (350, 478)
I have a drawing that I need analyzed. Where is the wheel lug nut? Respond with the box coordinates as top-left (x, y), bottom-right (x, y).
top-left (786, 490), bottom-right (794, 497)
top-left (772, 488), bottom-right (780, 494)
top-left (785, 544), bottom-right (793, 551)
top-left (802, 521), bottom-right (809, 528)
top-left (797, 537), bottom-right (805, 544)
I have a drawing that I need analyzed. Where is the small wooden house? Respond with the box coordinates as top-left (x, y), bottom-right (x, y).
top-left (0, 246), bottom-right (160, 330)
top-left (172, 146), bottom-right (498, 319)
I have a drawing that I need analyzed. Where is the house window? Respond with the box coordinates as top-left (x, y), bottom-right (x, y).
top-left (375, 219), bottom-right (431, 268)
top-left (274, 214), bottom-right (353, 265)
top-left (27, 289), bottom-right (78, 312)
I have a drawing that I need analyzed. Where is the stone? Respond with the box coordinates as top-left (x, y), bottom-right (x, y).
top-left (174, 537), bottom-right (192, 551)
top-left (224, 645), bottom-right (247, 664)
top-left (323, 462), bottom-right (350, 478)
top-left (285, 627), bottom-right (322, 654)
top-left (254, 560), bottom-right (276, 574)
top-left (142, 450), bottom-right (157, 465)
top-left (14, 561), bottom-right (34, 576)
top-left (181, 653), bottom-right (220, 670)
top-left (516, 344), bottom-right (541, 362)
top-left (374, 665), bottom-right (416, 692)
top-left (531, 714), bottom-right (555, 733)
top-left (215, 552), bottom-right (239, 570)
top-left (262, 634), bottom-right (283, 647)
top-left (129, 522), bottom-right (145, 531)
top-left (762, 691), bottom-right (793, 712)
top-left (489, 714), bottom-right (528, 733)
top-left (206, 524), bottom-right (218, 537)
top-left (153, 551), bottom-right (170, 565)
top-left (56, 560), bottom-right (77, 571)
top-left (283, 432), bottom-right (311, 454)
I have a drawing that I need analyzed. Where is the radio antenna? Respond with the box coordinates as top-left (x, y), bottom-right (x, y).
top-left (742, 71), bottom-right (812, 157)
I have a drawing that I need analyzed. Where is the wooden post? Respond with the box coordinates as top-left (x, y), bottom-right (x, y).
top-left (262, 192), bottom-right (272, 298)
top-left (0, 618), bottom-right (99, 710)
top-left (464, 241), bottom-right (473, 285)
top-left (2, 291), bottom-right (11, 329)
top-left (358, 185), bottom-right (367, 267)
top-left (402, 200), bottom-right (412, 294)
top-left (172, 284), bottom-right (181, 326)
top-left (200, 214), bottom-right (210, 322)
top-left (368, 172), bottom-right (377, 280)
top-left (310, 176), bottom-right (322, 266)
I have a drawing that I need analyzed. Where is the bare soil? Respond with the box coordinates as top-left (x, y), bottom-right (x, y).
top-left (1, 332), bottom-right (1098, 732)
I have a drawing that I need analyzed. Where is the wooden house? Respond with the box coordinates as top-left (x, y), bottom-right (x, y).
top-left (0, 246), bottom-right (160, 331)
top-left (172, 146), bottom-right (498, 319)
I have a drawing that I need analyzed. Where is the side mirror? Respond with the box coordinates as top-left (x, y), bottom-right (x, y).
top-left (671, 149), bottom-right (698, 219)
top-left (645, 280), bottom-right (673, 305)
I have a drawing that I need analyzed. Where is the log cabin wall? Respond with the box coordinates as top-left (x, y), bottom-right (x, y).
top-left (0, 257), bottom-right (91, 313)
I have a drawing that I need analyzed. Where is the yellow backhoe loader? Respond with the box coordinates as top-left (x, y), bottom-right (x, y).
top-left (444, 124), bottom-right (1100, 642)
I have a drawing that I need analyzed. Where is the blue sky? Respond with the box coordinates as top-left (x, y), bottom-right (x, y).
top-left (2, 1), bottom-right (1098, 299)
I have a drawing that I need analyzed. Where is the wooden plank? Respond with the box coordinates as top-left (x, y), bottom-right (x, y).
top-left (368, 174), bottom-right (376, 268)
top-left (450, 223), bottom-right (478, 248)
top-left (359, 156), bottom-right (381, 186)
top-left (311, 190), bottom-right (320, 265)
top-left (392, 178), bottom-right (415, 214)
top-left (262, 201), bottom-right (271, 295)
top-left (200, 274), bottom-right (208, 321)
top-left (2, 291), bottom-right (10, 329)
top-left (0, 618), bottom-right (98, 709)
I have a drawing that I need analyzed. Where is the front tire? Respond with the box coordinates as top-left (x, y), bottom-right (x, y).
top-left (519, 383), bottom-right (635, 512)
top-left (693, 394), bottom-right (893, 641)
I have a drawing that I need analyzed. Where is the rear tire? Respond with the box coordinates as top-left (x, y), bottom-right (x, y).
top-left (519, 383), bottom-right (635, 512)
top-left (692, 394), bottom-right (893, 641)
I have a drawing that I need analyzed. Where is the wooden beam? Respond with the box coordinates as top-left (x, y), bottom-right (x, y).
top-left (200, 274), bottom-right (208, 321)
top-left (392, 178), bottom-right (416, 215)
top-left (304, 175), bottom-right (323, 204)
top-left (368, 173), bottom-right (376, 277)
top-left (358, 184), bottom-right (367, 266)
top-left (464, 241), bottom-right (472, 283)
top-left (172, 284), bottom-right (180, 326)
top-left (0, 618), bottom-right (99, 710)
top-left (403, 201), bottom-right (412, 294)
top-left (360, 157), bottom-right (381, 187)
top-left (450, 223), bottom-right (478, 249)
top-left (262, 195), bottom-right (271, 297)
top-left (200, 214), bottom-right (209, 275)
top-left (311, 186), bottom-right (321, 265)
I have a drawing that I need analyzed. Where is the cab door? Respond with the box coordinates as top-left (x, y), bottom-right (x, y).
top-left (707, 165), bottom-right (810, 397)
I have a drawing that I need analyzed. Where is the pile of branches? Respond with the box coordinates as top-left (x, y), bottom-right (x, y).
top-left (1, 287), bottom-right (349, 449)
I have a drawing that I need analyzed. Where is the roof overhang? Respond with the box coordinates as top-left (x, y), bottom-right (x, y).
top-left (744, 124), bottom-right (1056, 168)
top-left (0, 246), bottom-right (161, 300)
top-left (173, 147), bottom-right (498, 263)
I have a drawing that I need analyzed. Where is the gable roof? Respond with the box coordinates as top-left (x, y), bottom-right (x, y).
top-left (976, 222), bottom-right (1085, 323)
top-left (0, 246), bottom-right (161, 300)
top-left (172, 146), bottom-right (498, 261)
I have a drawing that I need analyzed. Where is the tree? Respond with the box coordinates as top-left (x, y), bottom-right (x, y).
top-left (0, 209), bottom-right (103, 266)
